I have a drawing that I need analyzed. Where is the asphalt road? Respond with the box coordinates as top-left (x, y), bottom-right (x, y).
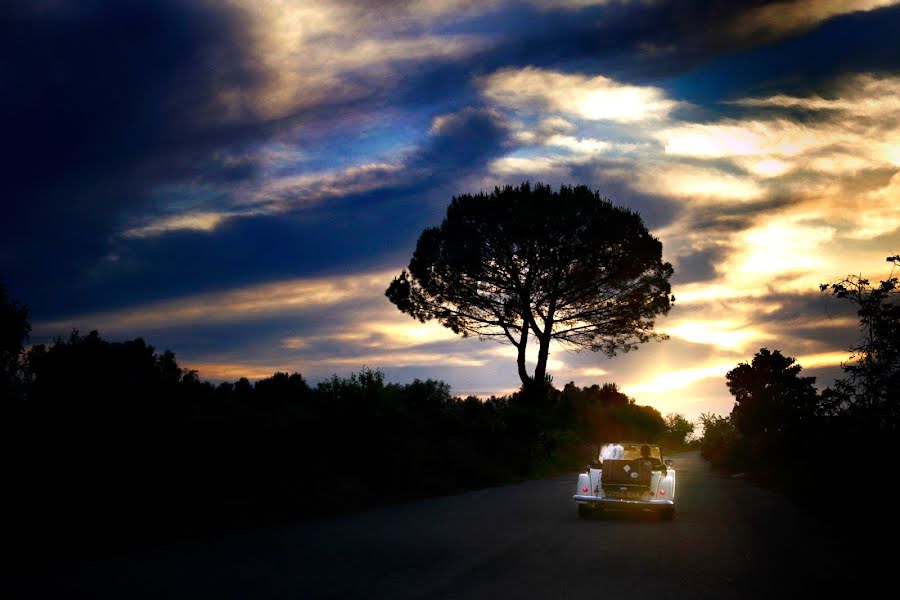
top-left (3, 451), bottom-right (887, 598)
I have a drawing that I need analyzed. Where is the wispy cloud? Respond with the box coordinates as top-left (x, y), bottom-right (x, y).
top-left (480, 67), bottom-right (681, 122)
top-left (731, 0), bottom-right (900, 39)
top-left (33, 270), bottom-right (398, 336)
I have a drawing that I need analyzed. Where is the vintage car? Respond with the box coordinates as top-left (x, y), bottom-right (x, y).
top-left (573, 442), bottom-right (676, 520)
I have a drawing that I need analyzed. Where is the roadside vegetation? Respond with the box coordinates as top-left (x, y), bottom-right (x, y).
top-left (698, 256), bottom-right (899, 495)
top-left (0, 286), bottom-right (692, 568)
top-left (0, 185), bottom-right (694, 566)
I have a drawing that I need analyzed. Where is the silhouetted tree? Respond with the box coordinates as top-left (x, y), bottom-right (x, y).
top-left (386, 183), bottom-right (674, 392)
top-left (820, 255), bottom-right (900, 430)
top-left (617, 401), bottom-right (667, 441)
top-left (595, 382), bottom-right (630, 407)
top-left (728, 349), bottom-right (820, 434)
top-left (662, 412), bottom-right (695, 449)
top-left (0, 284), bottom-right (30, 401)
top-left (726, 348), bottom-right (820, 466)
top-left (557, 381), bottom-right (666, 443)
top-left (698, 412), bottom-right (742, 468)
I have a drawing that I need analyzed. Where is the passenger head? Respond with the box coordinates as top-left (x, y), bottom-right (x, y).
top-left (640, 444), bottom-right (651, 458)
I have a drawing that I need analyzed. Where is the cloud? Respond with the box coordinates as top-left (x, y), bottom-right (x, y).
top-left (732, 0), bottom-right (900, 39)
top-left (851, 172), bottom-right (900, 239)
top-left (620, 350), bottom-right (848, 400)
top-left (659, 75), bottom-right (900, 184)
top-left (415, 108), bottom-right (513, 171)
top-left (32, 270), bottom-right (397, 337)
top-left (612, 72), bottom-right (900, 298)
top-left (633, 162), bottom-right (767, 202)
top-left (124, 106), bottom-right (512, 237)
top-left (726, 217), bottom-right (837, 279)
top-left (13, 102), bottom-right (513, 319)
top-left (663, 319), bottom-right (772, 352)
top-left (1, 1), bottom-right (271, 308)
top-left (658, 120), bottom-right (817, 160)
top-left (670, 247), bottom-right (728, 284)
top-left (480, 67), bottom-right (680, 122)
top-left (122, 211), bottom-right (243, 238)
top-left (230, 0), bottom-right (493, 119)
top-left (732, 73), bottom-right (900, 116)
top-left (281, 319), bottom-right (460, 352)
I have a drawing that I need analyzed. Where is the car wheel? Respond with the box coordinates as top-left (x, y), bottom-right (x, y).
top-left (661, 507), bottom-right (675, 521)
top-left (577, 504), bottom-right (593, 519)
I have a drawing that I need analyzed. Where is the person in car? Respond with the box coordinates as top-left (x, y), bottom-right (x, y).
top-left (639, 444), bottom-right (665, 471)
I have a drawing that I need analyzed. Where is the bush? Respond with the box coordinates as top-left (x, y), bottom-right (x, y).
top-left (698, 412), bottom-right (744, 470)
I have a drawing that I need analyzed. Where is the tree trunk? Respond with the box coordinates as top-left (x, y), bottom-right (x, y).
top-left (533, 307), bottom-right (554, 386)
top-left (533, 333), bottom-right (551, 385)
top-left (516, 326), bottom-right (532, 387)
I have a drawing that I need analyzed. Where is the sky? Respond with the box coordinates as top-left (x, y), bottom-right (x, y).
top-left (3, 0), bottom-right (900, 421)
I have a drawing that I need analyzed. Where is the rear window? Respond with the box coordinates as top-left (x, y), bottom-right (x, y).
top-left (599, 443), bottom-right (661, 461)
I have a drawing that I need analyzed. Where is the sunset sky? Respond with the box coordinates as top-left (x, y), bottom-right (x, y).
top-left (4, 0), bottom-right (900, 421)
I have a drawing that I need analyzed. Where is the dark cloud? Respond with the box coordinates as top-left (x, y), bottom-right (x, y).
top-left (2, 0), bottom-right (264, 196)
top-left (35, 208), bottom-right (412, 316)
top-left (569, 160), bottom-right (681, 231)
top-left (758, 292), bottom-right (860, 351)
top-left (671, 248), bottom-right (727, 284)
top-left (685, 196), bottom-right (797, 234)
top-left (412, 108), bottom-right (511, 172)
top-left (500, 0), bottom-right (775, 70)
top-left (23, 107), bottom-right (514, 316)
top-left (441, 0), bottom-right (885, 85)
top-left (668, 3), bottom-right (900, 104)
top-left (0, 0), bottom-right (267, 300)
top-left (803, 364), bottom-right (847, 391)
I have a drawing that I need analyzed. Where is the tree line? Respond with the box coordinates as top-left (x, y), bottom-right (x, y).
top-left (0, 182), bottom-right (693, 566)
top-left (0, 285), bottom-right (692, 568)
top-left (699, 256), bottom-right (899, 493)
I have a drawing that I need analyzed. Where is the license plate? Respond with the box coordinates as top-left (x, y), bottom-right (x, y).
top-left (606, 488), bottom-right (642, 500)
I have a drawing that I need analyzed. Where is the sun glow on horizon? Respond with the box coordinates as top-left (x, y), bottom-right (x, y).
top-left (664, 319), bottom-right (769, 351)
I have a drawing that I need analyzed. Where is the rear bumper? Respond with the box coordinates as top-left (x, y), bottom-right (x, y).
top-left (573, 495), bottom-right (674, 510)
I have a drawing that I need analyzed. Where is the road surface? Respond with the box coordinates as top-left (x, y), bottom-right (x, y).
top-left (2, 452), bottom-right (887, 598)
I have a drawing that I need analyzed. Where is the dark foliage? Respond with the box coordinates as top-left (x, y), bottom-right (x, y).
top-left (819, 255), bottom-right (900, 431)
top-left (0, 284), bottom-right (30, 403)
top-left (698, 412), bottom-right (743, 469)
top-left (727, 348), bottom-right (820, 471)
top-left (661, 412), bottom-right (695, 451)
top-left (701, 258), bottom-right (900, 491)
top-left (0, 303), bottom-right (678, 568)
top-left (557, 382), bottom-right (667, 446)
top-left (387, 182), bottom-right (674, 390)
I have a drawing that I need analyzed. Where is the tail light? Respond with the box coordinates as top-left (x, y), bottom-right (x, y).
top-left (658, 488), bottom-right (666, 496)
top-left (582, 486), bottom-right (589, 493)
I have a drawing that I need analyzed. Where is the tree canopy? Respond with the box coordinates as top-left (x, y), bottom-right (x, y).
top-left (386, 183), bottom-right (674, 389)
top-left (726, 348), bottom-right (820, 439)
top-left (662, 412), bottom-right (695, 449)
top-left (820, 255), bottom-right (900, 426)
